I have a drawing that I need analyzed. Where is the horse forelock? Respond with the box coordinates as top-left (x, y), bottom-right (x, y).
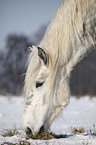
top-left (25, 49), bottom-right (41, 97)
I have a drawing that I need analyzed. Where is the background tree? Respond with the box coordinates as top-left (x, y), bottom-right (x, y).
top-left (0, 34), bottom-right (32, 94)
top-left (70, 49), bottom-right (96, 96)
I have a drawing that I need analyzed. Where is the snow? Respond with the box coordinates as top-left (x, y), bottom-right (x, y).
top-left (0, 96), bottom-right (24, 130)
top-left (0, 95), bottom-right (96, 144)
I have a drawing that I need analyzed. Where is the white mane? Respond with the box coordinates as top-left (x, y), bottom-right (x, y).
top-left (25, 0), bottom-right (96, 98)
top-left (25, 47), bottom-right (41, 96)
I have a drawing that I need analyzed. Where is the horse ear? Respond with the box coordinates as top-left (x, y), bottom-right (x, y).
top-left (38, 47), bottom-right (49, 65)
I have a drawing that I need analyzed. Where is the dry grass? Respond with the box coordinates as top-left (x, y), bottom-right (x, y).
top-left (26, 132), bottom-right (67, 140)
top-left (25, 126), bottom-right (67, 140)
top-left (71, 125), bottom-right (96, 136)
top-left (71, 126), bottom-right (85, 134)
top-left (90, 124), bottom-right (96, 136)
top-left (2, 125), bottom-right (17, 137)
top-left (29, 132), bottom-right (54, 140)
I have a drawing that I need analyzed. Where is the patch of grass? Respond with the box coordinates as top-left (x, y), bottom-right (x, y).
top-left (71, 124), bottom-right (96, 136)
top-left (26, 132), bottom-right (67, 140)
top-left (2, 126), bottom-right (18, 137)
top-left (25, 126), bottom-right (67, 140)
top-left (71, 126), bottom-right (85, 134)
top-left (28, 132), bottom-right (54, 140)
top-left (90, 124), bottom-right (96, 136)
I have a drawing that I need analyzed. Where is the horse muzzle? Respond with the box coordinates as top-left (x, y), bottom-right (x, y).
top-left (25, 125), bottom-right (45, 137)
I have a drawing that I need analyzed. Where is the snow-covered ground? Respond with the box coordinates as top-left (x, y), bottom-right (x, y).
top-left (0, 95), bottom-right (96, 144)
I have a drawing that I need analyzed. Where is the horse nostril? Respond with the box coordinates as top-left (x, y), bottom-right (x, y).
top-left (39, 125), bottom-right (45, 134)
top-left (25, 127), bottom-right (32, 136)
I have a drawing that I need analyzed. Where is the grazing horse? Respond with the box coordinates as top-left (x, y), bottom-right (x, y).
top-left (23, 0), bottom-right (96, 136)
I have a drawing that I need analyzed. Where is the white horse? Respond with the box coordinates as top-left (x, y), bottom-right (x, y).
top-left (23, 0), bottom-right (96, 136)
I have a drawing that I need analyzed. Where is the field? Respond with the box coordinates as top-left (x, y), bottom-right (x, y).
top-left (0, 96), bottom-right (96, 145)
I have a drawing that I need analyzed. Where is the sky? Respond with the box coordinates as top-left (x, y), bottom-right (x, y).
top-left (0, 0), bottom-right (62, 49)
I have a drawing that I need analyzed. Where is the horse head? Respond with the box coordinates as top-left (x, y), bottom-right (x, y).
top-left (23, 46), bottom-right (70, 136)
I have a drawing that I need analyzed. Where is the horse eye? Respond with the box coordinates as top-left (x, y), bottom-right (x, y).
top-left (36, 81), bottom-right (44, 88)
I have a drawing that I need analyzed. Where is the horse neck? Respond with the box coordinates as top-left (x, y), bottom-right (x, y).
top-left (65, 1), bottom-right (96, 78)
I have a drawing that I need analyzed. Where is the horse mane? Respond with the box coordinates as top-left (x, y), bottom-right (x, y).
top-left (39, 0), bottom-right (96, 94)
top-left (25, 0), bottom-right (96, 98)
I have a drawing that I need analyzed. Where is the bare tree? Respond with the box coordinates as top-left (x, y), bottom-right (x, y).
top-left (0, 34), bottom-right (32, 94)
